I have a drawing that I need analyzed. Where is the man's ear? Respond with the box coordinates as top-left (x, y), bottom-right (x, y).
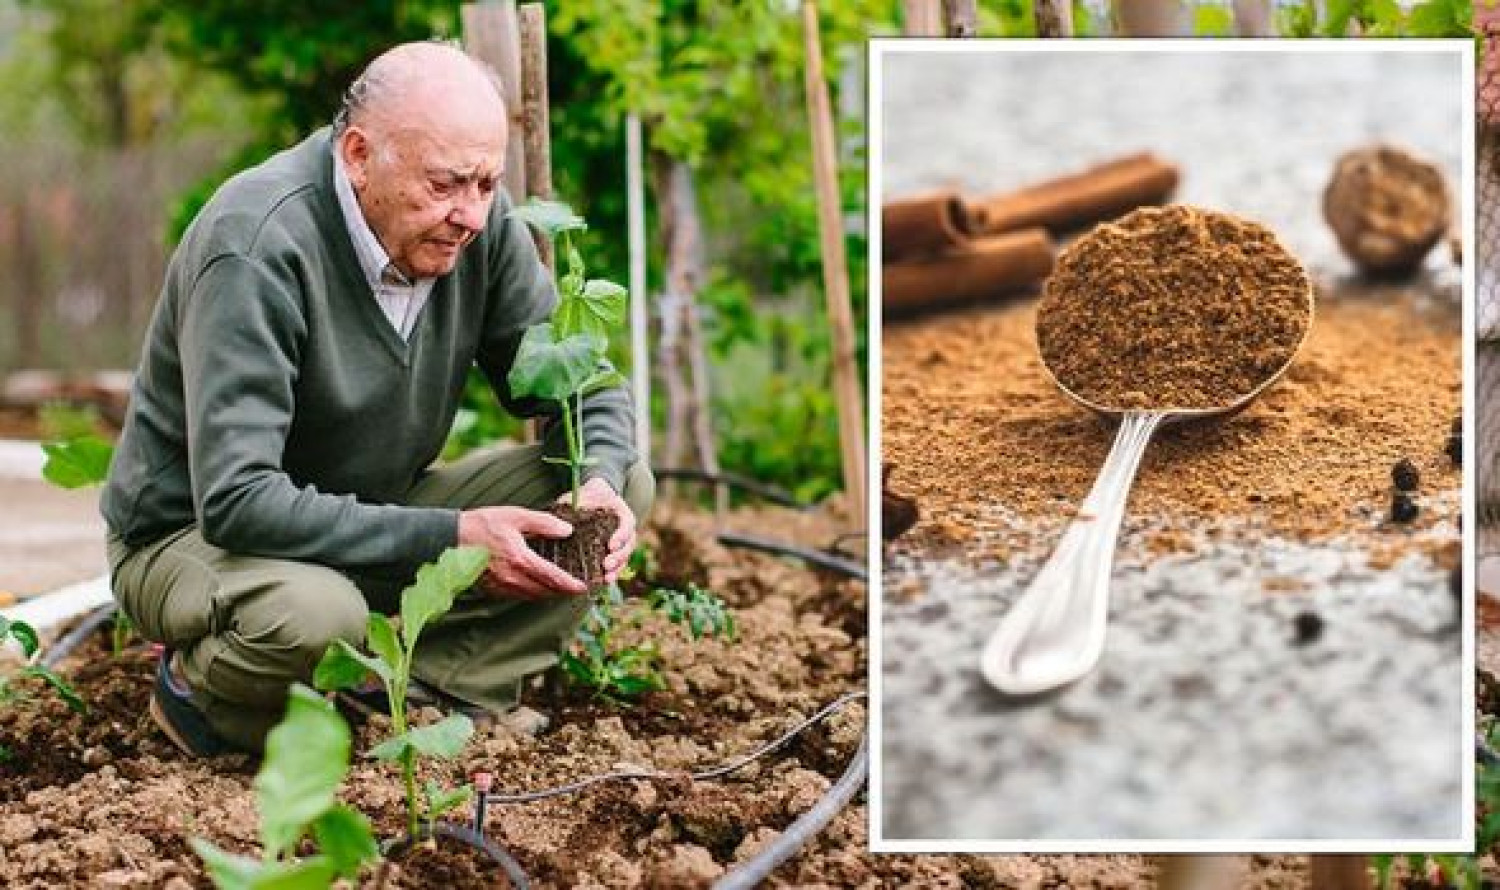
top-left (341, 128), bottom-right (372, 189)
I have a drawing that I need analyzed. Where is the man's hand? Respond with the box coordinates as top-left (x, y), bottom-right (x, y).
top-left (457, 506), bottom-right (588, 599)
top-left (570, 477), bottom-right (637, 586)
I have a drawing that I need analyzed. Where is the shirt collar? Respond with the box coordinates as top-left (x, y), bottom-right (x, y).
top-left (332, 147), bottom-right (425, 290)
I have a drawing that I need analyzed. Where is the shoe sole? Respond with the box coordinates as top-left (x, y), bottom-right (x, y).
top-left (150, 689), bottom-right (206, 758)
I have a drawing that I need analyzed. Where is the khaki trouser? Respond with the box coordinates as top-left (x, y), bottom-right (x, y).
top-left (107, 443), bottom-right (655, 752)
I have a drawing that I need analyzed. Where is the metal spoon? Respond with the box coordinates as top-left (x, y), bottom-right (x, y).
top-left (978, 310), bottom-right (1312, 696)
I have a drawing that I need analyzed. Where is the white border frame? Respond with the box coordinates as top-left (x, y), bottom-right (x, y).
top-left (866, 37), bottom-right (1476, 854)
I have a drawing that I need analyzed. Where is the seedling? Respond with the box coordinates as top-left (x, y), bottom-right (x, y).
top-left (315, 546), bottom-right (488, 839)
top-left (39, 405), bottom-right (135, 656)
top-left (505, 199), bottom-right (628, 510)
top-left (0, 614), bottom-right (85, 716)
top-left (191, 684), bottom-right (378, 889)
top-left (560, 582), bottom-right (736, 701)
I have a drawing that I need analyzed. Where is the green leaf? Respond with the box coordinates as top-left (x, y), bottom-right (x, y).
top-left (581, 367), bottom-right (627, 396)
top-left (507, 326), bottom-right (604, 403)
top-left (311, 805), bottom-right (377, 878)
top-left (6, 619), bottom-right (39, 659)
top-left (507, 198), bottom-right (586, 237)
top-left (190, 839), bottom-right (264, 890)
top-left (365, 614), bottom-right (402, 676)
top-left (255, 685), bottom-right (350, 860)
top-left (424, 780), bottom-right (473, 820)
top-left (608, 673), bottom-right (662, 696)
top-left (312, 640), bottom-right (388, 692)
top-left (555, 278), bottom-right (627, 341)
top-left (20, 666), bottom-right (85, 714)
top-left (399, 547), bottom-right (488, 653)
top-left (370, 711), bottom-right (473, 761)
top-left (41, 436), bottom-right (114, 489)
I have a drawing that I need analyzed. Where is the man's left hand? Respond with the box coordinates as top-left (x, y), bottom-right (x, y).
top-left (567, 477), bottom-right (636, 585)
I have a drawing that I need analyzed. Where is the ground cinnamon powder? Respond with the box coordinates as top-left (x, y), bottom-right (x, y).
top-left (884, 292), bottom-right (1459, 558)
top-left (1037, 206), bottom-right (1313, 410)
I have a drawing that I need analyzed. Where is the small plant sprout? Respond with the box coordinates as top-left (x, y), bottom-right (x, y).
top-left (191, 684), bottom-right (377, 889)
top-left (314, 546), bottom-right (488, 839)
top-left (0, 614), bottom-right (85, 715)
top-left (560, 583), bottom-right (737, 702)
top-left (505, 199), bottom-right (628, 510)
top-left (38, 404), bottom-right (135, 655)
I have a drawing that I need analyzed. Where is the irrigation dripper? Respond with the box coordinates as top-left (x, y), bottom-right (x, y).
top-left (472, 771), bottom-right (493, 833)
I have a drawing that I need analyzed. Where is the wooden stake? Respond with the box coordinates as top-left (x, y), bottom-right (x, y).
top-left (1035, 0), bottom-right (1075, 36)
top-left (944, 0), bottom-right (978, 36)
top-left (460, 1), bottom-right (528, 207)
top-left (518, 3), bottom-right (554, 270)
top-left (626, 113), bottom-right (651, 462)
top-left (802, 0), bottom-right (868, 526)
top-left (902, 0), bottom-right (943, 35)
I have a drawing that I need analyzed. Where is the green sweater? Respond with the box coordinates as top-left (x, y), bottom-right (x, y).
top-left (102, 129), bottom-right (635, 569)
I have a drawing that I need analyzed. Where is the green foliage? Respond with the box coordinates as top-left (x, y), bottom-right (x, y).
top-left (1193, 4), bottom-right (1235, 35)
top-left (560, 579), bottom-right (735, 701)
top-left (507, 200), bottom-right (628, 509)
top-left (38, 402), bottom-right (114, 490)
top-left (191, 685), bottom-right (377, 890)
top-left (0, 614), bottom-right (86, 716)
top-left (648, 584), bottom-right (736, 642)
top-left (1276, 0), bottom-right (1473, 37)
top-left (315, 546), bottom-right (487, 838)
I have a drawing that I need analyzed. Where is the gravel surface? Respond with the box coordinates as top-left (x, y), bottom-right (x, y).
top-left (879, 48), bottom-right (1464, 842)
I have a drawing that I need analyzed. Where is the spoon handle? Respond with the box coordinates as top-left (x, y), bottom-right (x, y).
top-left (980, 410), bottom-right (1165, 695)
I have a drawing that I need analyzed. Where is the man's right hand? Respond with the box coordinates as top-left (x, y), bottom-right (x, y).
top-left (456, 507), bottom-right (588, 599)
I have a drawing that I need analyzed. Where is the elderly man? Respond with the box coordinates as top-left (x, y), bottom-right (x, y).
top-left (101, 41), bottom-right (651, 756)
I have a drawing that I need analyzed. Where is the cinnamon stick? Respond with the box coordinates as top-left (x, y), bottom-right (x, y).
top-left (883, 189), bottom-right (984, 261)
top-left (883, 229), bottom-right (1055, 312)
top-left (977, 152), bottom-right (1179, 235)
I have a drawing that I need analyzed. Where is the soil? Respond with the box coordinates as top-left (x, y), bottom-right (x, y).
top-left (532, 504), bottom-right (616, 589)
top-left (1036, 205), bottom-right (1313, 410)
top-left (379, 828), bottom-right (513, 889)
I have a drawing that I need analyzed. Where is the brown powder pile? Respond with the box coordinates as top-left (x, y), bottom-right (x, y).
top-left (884, 292), bottom-right (1459, 559)
top-left (1036, 206), bottom-right (1313, 410)
top-left (1323, 144), bottom-right (1451, 276)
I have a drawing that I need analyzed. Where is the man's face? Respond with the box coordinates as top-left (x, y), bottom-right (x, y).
top-left (341, 123), bottom-right (505, 280)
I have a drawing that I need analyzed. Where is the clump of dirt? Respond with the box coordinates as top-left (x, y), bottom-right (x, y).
top-left (378, 830), bottom-right (513, 889)
top-left (1037, 205), bottom-right (1313, 410)
top-left (533, 505), bottom-right (617, 588)
top-left (1324, 144), bottom-right (1451, 276)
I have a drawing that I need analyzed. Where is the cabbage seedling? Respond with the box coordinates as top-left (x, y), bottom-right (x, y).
top-left (191, 684), bottom-right (377, 888)
top-left (505, 199), bottom-right (627, 509)
top-left (314, 546), bottom-right (488, 839)
top-left (0, 614), bottom-right (85, 716)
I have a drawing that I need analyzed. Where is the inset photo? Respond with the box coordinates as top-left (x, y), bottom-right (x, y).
top-left (875, 41), bottom-right (1469, 847)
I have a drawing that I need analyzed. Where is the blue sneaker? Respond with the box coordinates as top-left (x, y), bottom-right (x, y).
top-left (148, 651), bottom-right (237, 758)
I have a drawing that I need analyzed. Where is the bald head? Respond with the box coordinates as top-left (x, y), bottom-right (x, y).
top-left (335, 40), bottom-right (507, 144)
top-left (334, 41), bottom-right (510, 281)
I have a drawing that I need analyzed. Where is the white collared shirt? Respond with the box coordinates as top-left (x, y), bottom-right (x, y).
top-left (332, 150), bottom-right (436, 341)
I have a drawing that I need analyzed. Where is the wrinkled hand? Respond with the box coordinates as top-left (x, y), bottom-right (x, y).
top-left (568, 477), bottom-right (636, 586)
top-left (457, 506), bottom-right (588, 599)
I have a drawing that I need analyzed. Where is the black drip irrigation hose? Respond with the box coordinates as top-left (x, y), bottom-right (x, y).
top-left (713, 733), bottom-right (869, 890)
top-left (483, 690), bottom-right (867, 805)
top-left (716, 531), bottom-right (868, 582)
top-left (653, 467), bottom-right (809, 510)
top-left (40, 602), bottom-right (117, 668)
top-left (378, 822), bottom-right (530, 890)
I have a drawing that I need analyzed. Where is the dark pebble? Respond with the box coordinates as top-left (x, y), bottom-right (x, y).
top-left (1390, 491), bottom-right (1419, 524)
top-left (1293, 611), bottom-right (1323, 646)
top-left (1391, 458), bottom-right (1420, 492)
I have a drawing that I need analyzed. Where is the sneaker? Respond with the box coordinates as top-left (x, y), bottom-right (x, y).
top-left (149, 651), bottom-right (237, 758)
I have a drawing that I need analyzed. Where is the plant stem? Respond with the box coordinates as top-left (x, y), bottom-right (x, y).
top-left (389, 673), bottom-right (419, 837)
top-left (562, 393), bottom-right (582, 510)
